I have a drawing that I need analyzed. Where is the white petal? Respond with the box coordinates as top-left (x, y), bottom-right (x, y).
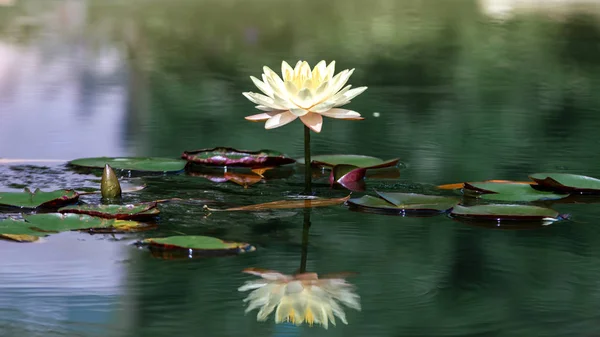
top-left (281, 61), bottom-right (294, 81)
top-left (245, 112), bottom-right (278, 122)
top-left (300, 113), bottom-right (323, 133)
top-left (250, 76), bottom-right (274, 98)
top-left (265, 111), bottom-right (298, 129)
top-left (312, 60), bottom-right (327, 81)
top-left (284, 81), bottom-right (299, 96)
top-left (294, 88), bottom-right (314, 108)
top-left (325, 61), bottom-right (336, 81)
top-left (290, 107), bottom-right (309, 117)
top-left (242, 92), bottom-right (286, 110)
top-left (334, 86), bottom-right (367, 104)
top-left (329, 69), bottom-right (355, 95)
top-left (318, 108), bottom-right (363, 120)
top-left (238, 281), bottom-right (268, 291)
top-left (254, 105), bottom-right (282, 112)
top-left (311, 101), bottom-right (337, 113)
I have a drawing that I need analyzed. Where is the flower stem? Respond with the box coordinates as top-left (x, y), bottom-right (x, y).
top-left (303, 125), bottom-right (312, 195)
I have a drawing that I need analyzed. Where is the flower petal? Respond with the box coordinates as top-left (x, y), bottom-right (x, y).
top-left (245, 111), bottom-right (280, 122)
top-left (325, 61), bottom-right (336, 81)
top-left (281, 61), bottom-right (294, 81)
top-left (318, 108), bottom-right (363, 120)
top-left (312, 60), bottom-right (327, 81)
top-left (265, 111), bottom-right (298, 129)
top-left (300, 112), bottom-right (323, 133)
top-left (329, 69), bottom-right (355, 95)
top-left (333, 86), bottom-right (367, 104)
top-left (250, 76), bottom-right (274, 98)
top-left (290, 107), bottom-right (309, 117)
top-left (243, 92), bottom-right (286, 110)
top-left (311, 101), bottom-right (337, 113)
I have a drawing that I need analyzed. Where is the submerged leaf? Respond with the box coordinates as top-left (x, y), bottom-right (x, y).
top-left (224, 172), bottom-right (263, 188)
top-left (210, 195), bottom-right (351, 211)
top-left (463, 182), bottom-right (568, 202)
top-left (529, 173), bottom-right (600, 194)
top-left (449, 204), bottom-right (563, 222)
top-left (69, 157), bottom-right (187, 173)
top-left (58, 202), bottom-right (160, 220)
top-left (101, 164), bottom-right (122, 199)
top-left (0, 188), bottom-right (79, 209)
top-left (347, 192), bottom-right (459, 215)
top-left (182, 147), bottom-right (295, 168)
top-left (141, 235), bottom-right (256, 257)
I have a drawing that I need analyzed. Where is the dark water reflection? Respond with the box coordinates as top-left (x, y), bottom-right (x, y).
top-left (2, 0), bottom-right (600, 336)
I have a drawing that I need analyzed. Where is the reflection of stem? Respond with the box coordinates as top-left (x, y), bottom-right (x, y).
top-left (299, 207), bottom-right (311, 273)
top-left (303, 125), bottom-right (312, 195)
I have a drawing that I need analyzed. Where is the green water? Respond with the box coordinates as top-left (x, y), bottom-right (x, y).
top-left (2, 0), bottom-right (600, 336)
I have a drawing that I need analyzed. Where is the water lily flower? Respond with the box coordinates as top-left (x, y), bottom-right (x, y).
top-left (238, 268), bottom-right (361, 329)
top-left (243, 60), bottom-right (367, 133)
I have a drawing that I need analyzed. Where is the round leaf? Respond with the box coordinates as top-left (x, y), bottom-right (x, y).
top-left (142, 235), bottom-right (256, 257)
top-left (463, 182), bottom-right (568, 202)
top-left (298, 154), bottom-right (398, 168)
top-left (23, 213), bottom-right (151, 233)
top-left (529, 173), bottom-right (600, 194)
top-left (0, 218), bottom-right (45, 242)
top-left (182, 147), bottom-right (295, 168)
top-left (347, 193), bottom-right (459, 215)
top-left (0, 188), bottom-right (79, 209)
top-left (58, 202), bottom-right (160, 220)
top-left (69, 157), bottom-right (187, 173)
top-left (450, 204), bottom-right (561, 222)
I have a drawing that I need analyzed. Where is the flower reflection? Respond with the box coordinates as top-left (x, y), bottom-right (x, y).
top-left (238, 268), bottom-right (360, 329)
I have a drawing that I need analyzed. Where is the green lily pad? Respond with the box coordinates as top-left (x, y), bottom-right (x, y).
top-left (449, 204), bottom-right (563, 222)
top-left (463, 182), bottom-right (568, 202)
top-left (58, 202), bottom-right (160, 220)
top-left (182, 147), bottom-right (295, 168)
top-left (141, 235), bottom-right (256, 257)
top-left (68, 157), bottom-right (187, 173)
top-left (23, 213), bottom-right (152, 233)
top-left (347, 192), bottom-right (459, 215)
top-left (0, 218), bottom-right (45, 242)
top-left (298, 154), bottom-right (399, 168)
top-left (529, 173), bottom-right (600, 194)
top-left (0, 188), bottom-right (79, 210)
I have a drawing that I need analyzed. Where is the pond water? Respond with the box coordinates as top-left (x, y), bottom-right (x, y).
top-left (2, 0), bottom-right (600, 336)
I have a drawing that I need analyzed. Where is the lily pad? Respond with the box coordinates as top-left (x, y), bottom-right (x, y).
top-left (182, 147), bottom-right (295, 168)
top-left (68, 157), bottom-right (187, 173)
top-left (437, 180), bottom-right (535, 190)
top-left (0, 218), bottom-right (45, 242)
top-left (208, 195), bottom-right (351, 211)
top-left (529, 173), bottom-right (600, 194)
top-left (58, 202), bottom-right (160, 220)
top-left (449, 204), bottom-right (563, 222)
top-left (23, 213), bottom-right (152, 233)
top-left (141, 235), bottom-right (256, 257)
top-left (463, 182), bottom-right (568, 202)
top-left (329, 159), bottom-right (400, 186)
top-left (347, 192), bottom-right (459, 215)
top-left (299, 154), bottom-right (400, 169)
top-left (0, 188), bottom-right (79, 209)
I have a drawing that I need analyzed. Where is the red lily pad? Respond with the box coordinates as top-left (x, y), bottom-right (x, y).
top-left (0, 188), bottom-right (79, 210)
top-left (182, 147), bottom-right (295, 168)
top-left (299, 154), bottom-right (400, 169)
top-left (58, 202), bottom-right (160, 220)
top-left (449, 204), bottom-right (564, 222)
top-left (329, 159), bottom-right (400, 186)
top-left (529, 173), bottom-right (600, 194)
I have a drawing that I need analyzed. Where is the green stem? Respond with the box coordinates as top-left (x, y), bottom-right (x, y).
top-left (299, 207), bottom-right (311, 273)
top-left (303, 125), bottom-right (312, 195)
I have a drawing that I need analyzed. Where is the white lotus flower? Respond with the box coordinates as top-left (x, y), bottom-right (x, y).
top-left (243, 60), bottom-right (367, 133)
top-left (238, 268), bottom-right (361, 329)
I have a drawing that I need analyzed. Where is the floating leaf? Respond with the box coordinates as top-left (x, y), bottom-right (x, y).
top-left (208, 195), bottom-right (351, 211)
top-left (224, 172), bottom-right (263, 188)
top-left (101, 164), bottom-right (122, 199)
top-left (23, 213), bottom-right (152, 233)
top-left (0, 218), bottom-right (44, 242)
top-left (141, 235), bottom-right (256, 257)
top-left (463, 182), bottom-right (568, 202)
top-left (69, 157), bottom-right (187, 173)
top-left (529, 173), bottom-right (600, 194)
top-left (299, 154), bottom-right (400, 169)
top-left (437, 180), bottom-right (536, 190)
top-left (0, 188), bottom-right (79, 209)
top-left (58, 202), bottom-right (160, 220)
top-left (182, 147), bottom-right (295, 168)
top-left (449, 204), bottom-right (563, 222)
top-left (347, 192), bottom-right (459, 215)
top-left (330, 159), bottom-right (401, 187)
